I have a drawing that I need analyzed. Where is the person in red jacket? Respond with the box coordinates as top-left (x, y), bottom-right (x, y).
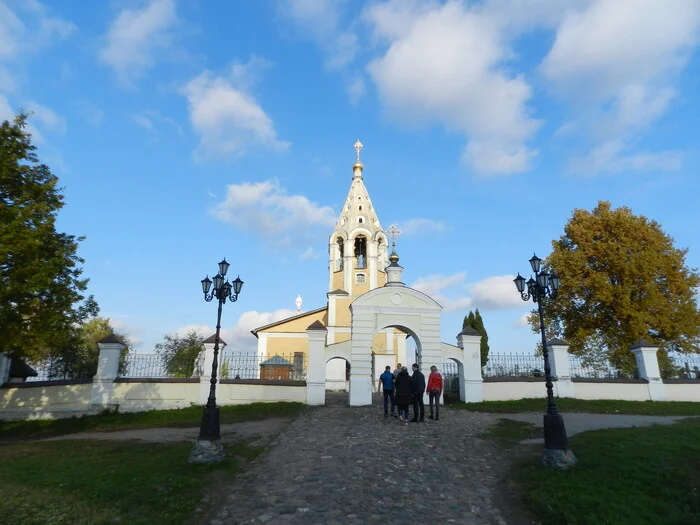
top-left (426, 365), bottom-right (443, 421)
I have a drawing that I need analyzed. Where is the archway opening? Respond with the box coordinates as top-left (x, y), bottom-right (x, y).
top-left (326, 357), bottom-right (349, 392)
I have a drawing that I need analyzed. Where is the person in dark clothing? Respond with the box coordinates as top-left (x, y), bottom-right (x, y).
top-left (410, 363), bottom-right (426, 422)
top-left (377, 365), bottom-right (396, 417)
top-left (394, 366), bottom-right (412, 426)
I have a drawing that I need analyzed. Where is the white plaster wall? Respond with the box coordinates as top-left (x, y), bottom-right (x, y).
top-left (0, 383), bottom-right (92, 413)
top-left (573, 382), bottom-right (650, 401)
top-left (483, 381), bottom-right (553, 401)
top-left (660, 384), bottom-right (700, 402)
top-left (220, 383), bottom-right (307, 404)
top-left (112, 382), bottom-right (200, 411)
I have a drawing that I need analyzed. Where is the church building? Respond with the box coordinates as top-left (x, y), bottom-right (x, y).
top-left (251, 142), bottom-right (474, 406)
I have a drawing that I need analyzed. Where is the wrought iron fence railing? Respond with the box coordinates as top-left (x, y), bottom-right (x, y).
top-left (219, 352), bottom-right (307, 381)
top-left (482, 353), bottom-right (544, 378)
top-left (441, 361), bottom-right (460, 392)
top-left (119, 352), bottom-right (204, 379)
top-left (567, 355), bottom-right (638, 380)
top-left (668, 353), bottom-right (700, 380)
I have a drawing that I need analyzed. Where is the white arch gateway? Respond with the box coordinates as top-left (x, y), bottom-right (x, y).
top-left (305, 266), bottom-right (483, 406)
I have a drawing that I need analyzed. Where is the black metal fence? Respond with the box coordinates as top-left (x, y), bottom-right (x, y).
top-left (668, 353), bottom-right (700, 380)
top-left (441, 361), bottom-right (460, 392)
top-left (119, 352), bottom-right (204, 379)
top-left (219, 352), bottom-right (307, 381)
top-left (482, 353), bottom-right (544, 378)
top-left (568, 355), bottom-right (638, 380)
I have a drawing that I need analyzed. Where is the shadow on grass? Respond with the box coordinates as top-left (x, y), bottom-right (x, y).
top-left (479, 419), bottom-right (543, 449)
top-left (514, 418), bottom-right (700, 524)
top-left (0, 402), bottom-right (305, 441)
top-left (452, 398), bottom-right (700, 416)
top-left (0, 438), bottom-right (263, 525)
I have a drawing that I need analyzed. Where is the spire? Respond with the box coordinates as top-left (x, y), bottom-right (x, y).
top-left (386, 224), bottom-right (401, 263)
top-left (353, 139), bottom-right (364, 178)
top-left (385, 224), bottom-right (404, 286)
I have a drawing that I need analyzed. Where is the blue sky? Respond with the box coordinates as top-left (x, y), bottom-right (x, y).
top-left (2, 0), bottom-right (699, 355)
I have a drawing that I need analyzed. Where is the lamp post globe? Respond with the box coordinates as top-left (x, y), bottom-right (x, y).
top-left (514, 253), bottom-right (576, 468)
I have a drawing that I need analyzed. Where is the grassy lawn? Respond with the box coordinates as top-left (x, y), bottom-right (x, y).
top-left (452, 397), bottom-right (700, 416)
top-left (512, 417), bottom-right (700, 524)
top-left (0, 438), bottom-right (262, 525)
top-left (0, 402), bottom-right (305, 441)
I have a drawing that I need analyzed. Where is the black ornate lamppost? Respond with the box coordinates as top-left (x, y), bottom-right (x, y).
top-left (198, 258), bottom-right (243, 442)
top-left (514, 254), bottom-right (576, 467)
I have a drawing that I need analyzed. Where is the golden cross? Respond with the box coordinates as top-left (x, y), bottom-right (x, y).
top-left (354, 139), bottom-right (363, 163)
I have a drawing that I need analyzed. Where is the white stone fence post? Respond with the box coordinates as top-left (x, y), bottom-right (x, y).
top-left (456, 328), bottom-right (483, 403)
top-left (0, 352), bottom-right (11, 385)
top-left (632, 339), bottom-right (665, 401)
top-left (91, 335), bottom-right (126, 410)
top-left (548, 338), bottom-right (575, 398)
top-left (199, 335), bottom-right (226, 405)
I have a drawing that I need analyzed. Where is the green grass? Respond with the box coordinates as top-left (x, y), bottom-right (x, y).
top-left (515, 417), bottom-right (700, 524)
top-left (0, 402), bottom-right (305, 441)
top-left (452, 397), bottom-right (700, 416)
top-left (0, 438), bottom-right (262, 525)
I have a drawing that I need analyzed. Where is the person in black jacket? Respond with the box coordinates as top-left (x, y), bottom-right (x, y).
top-left (394, 366), bottom-right (412, 426)
top-left (410, 363), bottom-right (426, 422)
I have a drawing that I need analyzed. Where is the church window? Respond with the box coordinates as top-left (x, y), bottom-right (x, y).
top-left (336, 237), bottom-right (344, 272)
top-left (354, 236), bottom-right (367, 268)
top-left (358, 217), bottom-right (363, 224)
top-left (356, 273), bottom-right (366, 284)
top-left (359, 205), bottom-right (362, 211)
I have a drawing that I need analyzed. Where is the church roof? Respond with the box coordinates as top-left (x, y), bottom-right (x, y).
top-left (250, 306), bottom-right (327, 337)
top-left (331, 140), bottom-right (384, 240)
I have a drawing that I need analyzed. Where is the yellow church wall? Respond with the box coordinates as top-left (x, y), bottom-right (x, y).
top-left (262, 309), bottom-right (327, 333)
top-left (353, 276), bottom-right (370, 296)
top-left (334, 298), bottom-right (352, 326)
top-left (334, 332), bottom-right (351, 343)
top-left (266, 337), bottom-right (308, 356)
top-left (378, 270), bottom-right (387, 286)
top-left (332, 270), bottom-right (344, 291)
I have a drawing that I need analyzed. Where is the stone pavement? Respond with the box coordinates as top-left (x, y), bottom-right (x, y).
top-left (208, 396), bottom-right (517, 525)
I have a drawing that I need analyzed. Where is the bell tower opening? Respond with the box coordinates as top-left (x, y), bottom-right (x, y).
top-left (336, 236), bottom-right (344, 272)
top-left (354, 235), bottom-right (367, 269)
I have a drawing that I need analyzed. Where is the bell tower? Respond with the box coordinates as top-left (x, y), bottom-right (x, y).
top-left (328, 141), bottom-right (389, 296)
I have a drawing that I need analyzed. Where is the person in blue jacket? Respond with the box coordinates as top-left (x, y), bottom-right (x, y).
top-left (377, 365), bottom-right (396, 417)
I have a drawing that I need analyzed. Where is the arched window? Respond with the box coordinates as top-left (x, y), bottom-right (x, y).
top-left (336, 237), bottom-right (344, 271)
top-left (354, 236), bottom-right (367, 269)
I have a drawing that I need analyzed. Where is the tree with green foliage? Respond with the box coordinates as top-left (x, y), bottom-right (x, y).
top-left (155, 330), bottom-right (204, 378)
top-left (41, 317), bottom-right (131, 379)
top-left (0, 113), bottom-right (98, 364)
top-left (463, 309), bottom-right (490, 367)
top-left (533, 201), bottom-right (700, 374)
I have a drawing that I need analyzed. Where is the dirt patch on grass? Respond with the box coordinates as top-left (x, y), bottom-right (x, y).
top-left (39, 417), bottom-right (293, 445)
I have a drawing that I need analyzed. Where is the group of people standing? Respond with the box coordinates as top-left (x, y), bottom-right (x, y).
top-left (378, 363), bottom-right (443, 425)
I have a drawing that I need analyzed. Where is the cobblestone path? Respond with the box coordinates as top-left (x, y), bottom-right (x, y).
top-left (209, 398), bottom-right (520, 525)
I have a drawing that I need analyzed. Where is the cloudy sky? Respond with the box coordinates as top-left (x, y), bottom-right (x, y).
top-left (2, 0), bottom-right (699, 355)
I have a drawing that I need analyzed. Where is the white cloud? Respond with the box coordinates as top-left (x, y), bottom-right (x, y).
top-left (347, 76), bottom-right (366, 104)
top-left (173, 309), bottom-right (298, 354)
top-left (0, 0), bottom-right (74, 91)
top-left (514, 313), bottom-right (530, 328)
top-left (411, 272), bottom-right (528, 312)
top-left (541, 0), bottom-right (700, 174)
top-left (277, 0), bottom-right (358, 69)
top-left (183, 58), bottom-right (290, 160)
top-left (99, 0), bottom-right (177, 84)
top-left (468, 275), bottom-right (525, 310)
top-left (411, 272), bottom-right (472, 311)
top-left (132, 113), bottom-right (154, 131)
top-left (396, 218), bottom-right (446, 236)
top-left (75, 100), bottom-right (105, 127)
top-left (211, 179), bottom-right (336, 247)
top-left (364, 0), bottom-right (540, 175)
top-left (28, 101), bottom-right (66, 134)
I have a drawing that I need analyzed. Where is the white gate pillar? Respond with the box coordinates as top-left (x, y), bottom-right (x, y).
top-left (199, 335), bottom-right (226, 405)
top-left (457, 328), bottom-right (483, 402)
top-left (306, 321), bottom-right (327, 406)
top-left (350, 312), bottom-right (374, 406)
top-left (548, 338), bottom-right (575, 398)
top-left (632, 339), bottom-right (665, 401)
